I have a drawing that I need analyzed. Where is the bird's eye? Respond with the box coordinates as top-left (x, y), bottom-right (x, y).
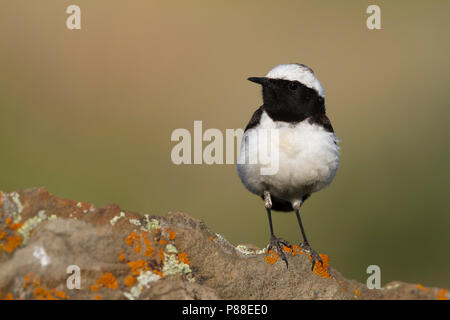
top-left (288, 82), bottom-right (298, 90)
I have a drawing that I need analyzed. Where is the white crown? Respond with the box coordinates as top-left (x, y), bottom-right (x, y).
top-left (265, 64), bottom-right (325, 98)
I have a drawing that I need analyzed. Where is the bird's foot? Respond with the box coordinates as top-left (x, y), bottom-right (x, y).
top-left (299, 242), bottom-right (323, 271)
top-left (267, 235), bottom-right (292, 268)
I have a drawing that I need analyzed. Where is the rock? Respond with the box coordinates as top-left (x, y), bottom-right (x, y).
top-left (0, 187), bottom-right (448, 300)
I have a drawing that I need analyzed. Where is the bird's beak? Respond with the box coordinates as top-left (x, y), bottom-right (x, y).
top-left (247, 77), bottom-right (268, 86)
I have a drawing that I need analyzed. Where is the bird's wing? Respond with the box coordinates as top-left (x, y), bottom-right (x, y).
top-left (307, 113), bottom-right (334, 133)
top-left (244, 106), bottom-right (264, 132)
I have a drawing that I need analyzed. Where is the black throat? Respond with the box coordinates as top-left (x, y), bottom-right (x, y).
top-left (262, 79), bottom-right (325, 123)
top-left (245, 78), bottom-right (334, 133)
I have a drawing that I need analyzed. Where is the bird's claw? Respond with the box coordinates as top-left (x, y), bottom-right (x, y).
top-left (300, 242), bottom-right (323, 271)
top-left (267, 235), bottom-right (292, 269)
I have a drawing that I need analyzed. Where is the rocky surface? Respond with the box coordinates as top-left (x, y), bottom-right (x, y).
top-left (0, 188), bottom-right (448, 300)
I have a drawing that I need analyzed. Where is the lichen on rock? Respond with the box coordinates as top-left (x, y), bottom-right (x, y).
top-left (110, 211), bottom-right (125, 226)
top-left (17, 210), bottom-right (47, 244)
top-left (124, 271), bottom-right (161, 300)
top-left (0, 188), bottom-right (447, 300)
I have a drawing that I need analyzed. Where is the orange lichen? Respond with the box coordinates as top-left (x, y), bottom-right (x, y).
top-left (143, 248), bottom-right (154, 257)
top-left (24, 274), bottom-right (54, 299)
top-left (266, 244), bottom-right (331, 278)
top-left (353, 289), bottom-right (361, 296)
top-left (143, 239), bottom-right (154, 257)
top-left (23, 274), bottom-right (32, 288)
top-left (312, 254), bottom-right (331, 279)
top-left (1, 234), bottom-right (22, 253)
top-left (153, 269), bottom-right (163, 277)
top-left (9, 222), bottom-right (23, 231)
top-left (416, 284), bottom-right (430, 292)
top-left (141, 230), bottom-right (151, 242)
top-left (33, 277), bottom-right (41, 287)
top-left (291, 245), bottom-right (303, 256)
top-left (10, 222), bottom-right (23, 230)
top-left (0, 231), bottom-right (5, 240)
top-left (437, 288), bottom-right (448, 300)
top-left (264, 250), bottom-right (279, 264)
top-left (124, 275), bottom-right (136, 287)
top-left (5, 217), bottom-right (12, 227)
top-left (125, 231), bottom-right (139, 247)
top-left (177, 252), bottom-right (190, 265)
top-left (158, 248), bottom-right (164, 262)
top-left (52, 289), bottom-right (68, 299)
top-left (133, 239), bottom-right (141, 254)
top-left (209, 236), bottom-right (215, 242)
top-left (125, 231), bottom-right (143, 254)
top-left (90, 284), bottom-right (100, 291)
top-left (127, 259), bottom-right (149, 276)
top-left (90, 273), bottom-right (118, 291)
top-left (119, 229), bottom-right (170, 286)
top-left (4, 293), bottom-right (13, 300)
top-left (118, 250), bottom-right (125, 262)
top-left (34, 287), bottom-right (58, 300)
top-left (95, 295), bottom-right (102, 300)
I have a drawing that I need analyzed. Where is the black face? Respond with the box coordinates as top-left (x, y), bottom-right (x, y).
top-left (248, 77), bottom-right (325, 123)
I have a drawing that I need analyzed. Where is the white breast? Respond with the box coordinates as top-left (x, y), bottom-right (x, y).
top-left (237, 111), bottom-right (339, 204)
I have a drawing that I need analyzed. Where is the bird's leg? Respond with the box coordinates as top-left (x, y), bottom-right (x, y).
top-left (264, 190), bottom-right (272, 210)
top-left (264, 191), bottom-right (291, 268)
top-left (294, 203), bottom-right (323, 271)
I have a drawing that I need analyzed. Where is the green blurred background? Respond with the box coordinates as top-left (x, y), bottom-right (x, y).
top-left (1, 1), bottom-right (449, 288)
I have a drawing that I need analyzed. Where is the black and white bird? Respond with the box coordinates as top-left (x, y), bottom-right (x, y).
top-left (237, 63), bottom-right (339, 269)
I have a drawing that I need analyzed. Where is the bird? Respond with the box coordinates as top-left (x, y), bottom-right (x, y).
top-left (237, 63), bottom-right (340, 270)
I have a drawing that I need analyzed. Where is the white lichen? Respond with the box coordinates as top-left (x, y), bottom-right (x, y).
top-left (166, 244), bottom-right (178, 253)
top-left (186, 274), bottom-right (196, 283)
top-left (215, 233), bottom-right (226, 242)
top-left (142, 216), bottom-right (161, 231)
top-left (382, 283), bottom-right (401, 290)
top-left (162, 252), bottom-right (191, 276)
top-left (76, 202), bottom-right (82, 208)
top-left (110, 212), bottom-right (125, 226)
top-left (17, 210), bottom-right (47, 244)
top-left (10, 192), bottom-right (24, 223)
top-left (256, 248), bottom-right (266, 255)
top-left (129, 218), bottom-right (141, 226)
top-left (235, 244), bottom-right (265, 256)
top-left (123, 271), bottom-right (161, 300)
top-left (235, 245), bottom-right (254, 255)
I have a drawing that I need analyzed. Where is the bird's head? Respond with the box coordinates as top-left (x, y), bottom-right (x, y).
top-left (248, 64), bottom-right (325, 122)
